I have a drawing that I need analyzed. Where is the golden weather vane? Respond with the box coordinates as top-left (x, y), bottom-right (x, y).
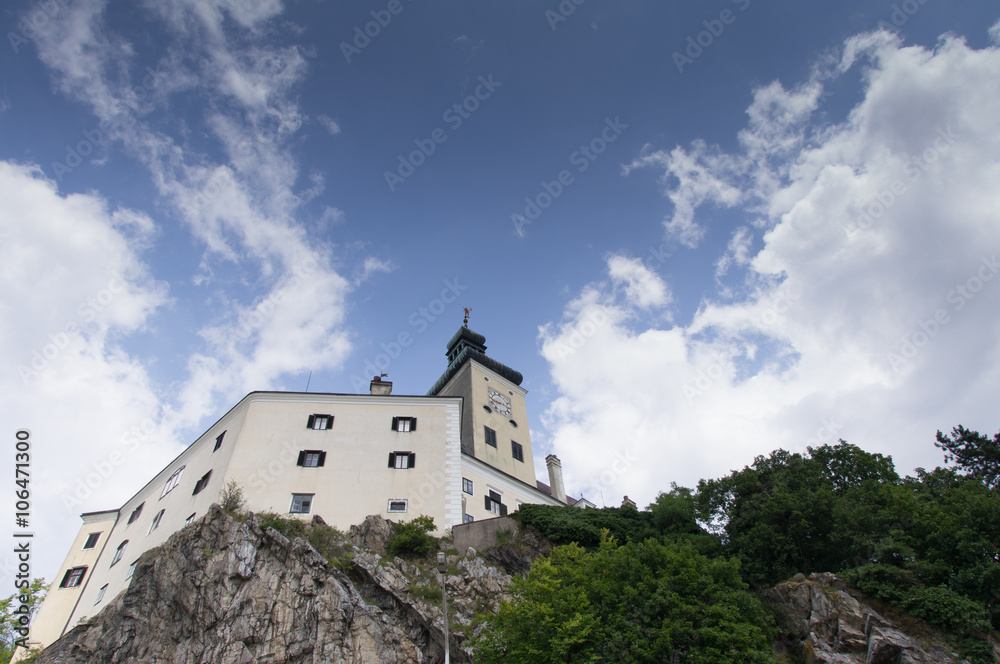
top-left (463, 307), bottom-right (472, 326)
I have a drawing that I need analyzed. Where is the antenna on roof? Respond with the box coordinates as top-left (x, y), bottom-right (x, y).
top-left (305, 370), bottom-right (312, 392)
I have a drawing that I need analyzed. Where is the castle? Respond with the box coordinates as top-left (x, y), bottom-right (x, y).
top-left (26, 325), bottom-right (586, 651)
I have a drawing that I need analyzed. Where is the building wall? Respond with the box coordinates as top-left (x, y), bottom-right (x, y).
top-left (460, 455), bottom-right (563, 522)
top-left (438, 360), bottom-right (536, 487)
top-left (25, 511), bottom-right (118, 650)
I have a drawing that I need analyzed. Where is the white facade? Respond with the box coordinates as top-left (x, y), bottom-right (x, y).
top-left (27, 327), bottom-right (573, 652)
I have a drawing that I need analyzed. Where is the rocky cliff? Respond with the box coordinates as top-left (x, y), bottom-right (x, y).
top-left (35, 506), bottom-right (508, 664)
top-left (31, 507), bottom-right (995, 664)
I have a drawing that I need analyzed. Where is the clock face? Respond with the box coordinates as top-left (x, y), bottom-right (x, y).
top-left (488, 388), bottom-right (511, 416)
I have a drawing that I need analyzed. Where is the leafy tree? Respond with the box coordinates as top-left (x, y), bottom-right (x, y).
top-left (511, 504), bottom-right (657, 549)
top-left (935, 425), bottom-right (1000, 490)
top-left (0, 578), bottom-right (47, 664)
top-left (473, 535), bottom-right (775, 664)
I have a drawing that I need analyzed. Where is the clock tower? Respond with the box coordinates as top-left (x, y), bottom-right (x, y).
top-left (428, 326), bottom-right (538, 488)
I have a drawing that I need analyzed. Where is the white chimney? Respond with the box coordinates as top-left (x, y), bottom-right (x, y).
top-left (545, 454), bottom-right (566, 504)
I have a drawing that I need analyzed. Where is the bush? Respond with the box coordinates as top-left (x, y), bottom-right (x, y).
top-left (219, 481), bottom-right (246, 515)
top-left (387, 516), bottom-right (437, 558)
top-left (902, 586), bottom-right (991, 635)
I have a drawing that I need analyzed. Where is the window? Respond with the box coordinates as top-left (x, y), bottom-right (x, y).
top-left (464, 514), bottom-right (475, 523)
top-left (185, 513), bottom-right (196, 526)
top-left (193, 470), bottom-right (212, 495)
top-left (484, 426), bottom-right (497, 448)
top-left (387, 499), bottom-right (408, 513)
top-left (297, 450), bottom-right (326, 468)
top-left (213, 431), bottom-right (226, 452)
top-left (307, 414), bottom-right (333, 430)
top-left (482, 405), bottom-right (492, 414)
top-left (83, 532), bottom-right (101, 550)
top-left (485, 490), bottom-right (507, 516)
top-left (95, 584), bottom-right (107, 604)
top-left (160, 466), bottom-right (185, 498)
top-left (462, 478), bottom-right (474, 495)
top-left (110, 540), bottom-right (128, 567)
top-left (511, 441), bottom-right (524, 462)
top-left (388, 452), bottom-right (415, 469)
top-left (59, 566), bottom-right (87, 589)
top-left (509, 419), bottom-right (518, 428)
top-left (289, 493), bottom-right (313, 514)
top-left (391, 416), bottom-right (416, 432)
top-left (126, 561), bottom-right (137, 580)
top-left (127, 502), bottom-right (144, 525)
top-left (148, 509), bottom-right (165, 535)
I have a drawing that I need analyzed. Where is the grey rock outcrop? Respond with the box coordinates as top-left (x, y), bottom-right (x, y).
top-left (35, 506), bottom-right (509, 664)
top-left (765, 573), bottom-right (971, 664)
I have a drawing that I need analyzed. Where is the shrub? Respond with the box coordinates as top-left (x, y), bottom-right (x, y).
top-left (387, 515), bottom-right (437, 558)
top-left (219, 481), bottom-right (246, 515)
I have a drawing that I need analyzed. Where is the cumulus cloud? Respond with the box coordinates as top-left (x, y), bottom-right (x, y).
top-left (542, 30), bottom-right (1000, 508)
top-left (607, 255), bottom-right (671, 309)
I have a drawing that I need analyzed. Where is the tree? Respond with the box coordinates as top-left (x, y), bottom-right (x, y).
top-left (472, 535), bottom-right (775, 664)
top-left (934, 425), bottom-right (1000, 490)
top-left (0, 578), bottom-right (47, 663)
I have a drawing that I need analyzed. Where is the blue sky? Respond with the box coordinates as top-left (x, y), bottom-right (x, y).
top-left (2, 0), bottom-right (1000, 582)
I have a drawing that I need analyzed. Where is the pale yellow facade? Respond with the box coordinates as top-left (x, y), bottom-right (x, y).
top-left (27, 327), bottom-right (575, 653)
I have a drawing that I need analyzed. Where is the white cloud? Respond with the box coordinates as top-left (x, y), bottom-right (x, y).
top-left (607, 255), bottom-right (671, 309)
top-left (0, 162), bottom-right (179, 580)
top-left (317, 114), bottom-right (341, 135)
top-left (990, 19), bottom-right (1000, 46)
top-left (542, 31), bottom-right (1000, 509)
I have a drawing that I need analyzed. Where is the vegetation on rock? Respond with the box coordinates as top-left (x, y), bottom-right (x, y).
top-left (387, 515), bottom-right (438, 558)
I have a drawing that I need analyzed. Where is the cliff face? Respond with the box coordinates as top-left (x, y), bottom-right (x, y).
top-left (33, 508), bottom-right (993, 664)
top-left (36, 506), bottom-right (508, 664)
top-left (766, 572), bottom-right (990, 664)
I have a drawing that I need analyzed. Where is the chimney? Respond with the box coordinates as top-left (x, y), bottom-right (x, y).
top-left (545, 454), bottom-right (566, 504)
top-left (369, 376), bottom-right (392, 396)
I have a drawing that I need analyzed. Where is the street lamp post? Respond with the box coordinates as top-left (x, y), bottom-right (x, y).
top-left (436, 551), bottom-right (450, 664)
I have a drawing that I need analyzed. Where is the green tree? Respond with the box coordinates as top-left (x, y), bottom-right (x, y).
top-left (935, 425), bottom-right (1000, 490)
top-left (0, 578), bottom-right (47, 663)
top-left (386, 515), bottom-right (437, 558)
top-left (473, 535), bottom-right (775, 664)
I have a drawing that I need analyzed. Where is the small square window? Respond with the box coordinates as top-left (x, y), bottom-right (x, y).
top-left (59, 566), bottom-right (87, 588)
top-left (192, 470), bottom-right (212, 495)
top-left (289, 493), bottom-right (313, 514)
top-left (83, 532), bottom-right (101, 550)
top-left (462, 478), bottom-right (474, 495)
top-left (307, 414), bottom-right (333, 430)
top-left (160, 466), bottom-right (185, 499)
top-left (297, 450), bottom-right (326, 468)
top-left (484, 426), bottom-right (497, 448)
top-left (464, 513), bottom-right (475, 523)
top-left (127, 503), bottom-right (144, 525)
top-left (388, 452), bottom-right (415, 469)
top-left (110, 540), bottom-right (128, 567)
top-left (148, 509), bottom-right (165, 535)
top-left (95, 584), bottom-right (107, 604)
top-left (388, 499), bottom-right (408, 513)
top-left (511, 441), bottom-right (524, 462)
top-left (392, 417), bottom-right (416, 432)
top-left (126, 561), bottom-right (137, 580)
top-left (213, 431), bottom-right (226, 452)
top-left (185, 513), bottom-right (196, 526)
